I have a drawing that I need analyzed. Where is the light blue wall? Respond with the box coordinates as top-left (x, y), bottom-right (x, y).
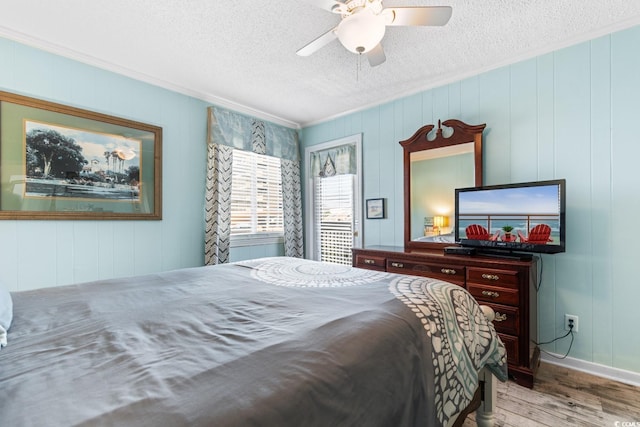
top-left (0, 37), bottom-right (283, 289)
top-left (301, 26), bottom-right (640, 374)
top-left (0, 38), bottom-right (209, 290)
top-left (231, 244), bottom-right (284, 260)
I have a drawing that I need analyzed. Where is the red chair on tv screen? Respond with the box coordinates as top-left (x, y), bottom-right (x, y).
top-left (517, 224), bottom-right (553, 244)
top-left (465, 224), bottom-right (492, 240)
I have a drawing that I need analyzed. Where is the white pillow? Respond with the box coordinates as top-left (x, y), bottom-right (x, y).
top-left (0, 287), bottom-right (12, 348)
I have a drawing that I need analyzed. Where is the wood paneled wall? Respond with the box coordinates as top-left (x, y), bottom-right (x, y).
top-left (301, 26), bottom-right (640, 376)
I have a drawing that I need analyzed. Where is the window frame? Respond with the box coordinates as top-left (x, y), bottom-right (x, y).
top-left (304, 134), bottom-right (363, 261)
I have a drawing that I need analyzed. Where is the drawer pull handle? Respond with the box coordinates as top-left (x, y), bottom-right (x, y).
top-left (441, 268), bottom-right (457, 275)
top-left (391, 262), bottom-right (404, 268)
top-left (482, 290), bottom-right (500, 298)
top-left (494, 312), bottom-right (507, 322)
top-left (364, 259), bottom-right (375, 265)
top-left (482, 273), bottom-right (500, 281)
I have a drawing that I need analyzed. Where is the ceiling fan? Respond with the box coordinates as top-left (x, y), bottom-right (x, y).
top-left (296, 0), bottom-right (452, 67)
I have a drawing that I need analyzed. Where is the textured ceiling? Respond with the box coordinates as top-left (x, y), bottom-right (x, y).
top-left (1, 0), bottom-right (640, 128)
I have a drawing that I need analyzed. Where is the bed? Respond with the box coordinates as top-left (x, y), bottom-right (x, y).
top-left (413, 232), bottom-right (456, 243)
top-left (0, 257), bottom-right (506, 427)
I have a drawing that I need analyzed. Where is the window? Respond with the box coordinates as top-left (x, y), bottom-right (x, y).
top-left (230, 149), bottom-right (283, 246)
top-left (314, 174), bottom-right (354, 265)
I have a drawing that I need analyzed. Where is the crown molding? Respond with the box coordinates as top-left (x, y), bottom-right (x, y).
top-left (3, 17), bottom-right (640, 131)
top-left (301, 18), bottom-right (640, 128)
top-left (0, 26), bottom-right (301, 130)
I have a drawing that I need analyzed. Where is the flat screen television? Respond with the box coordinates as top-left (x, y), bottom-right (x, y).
top-left (454, 179), bottom-right (566, 255)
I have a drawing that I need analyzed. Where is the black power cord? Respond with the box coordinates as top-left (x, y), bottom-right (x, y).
top-left (535, 253), bottom-right (543, 292)
top-left (532, 322), bottom-right (575, 359)
top-left (532, 255), bottom-right (574, 358)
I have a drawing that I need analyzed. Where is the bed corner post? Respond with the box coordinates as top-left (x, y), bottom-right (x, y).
top-left (476, 367), bottom-right (496, 427)
top-left (476, 305), bottom-right (498, 427)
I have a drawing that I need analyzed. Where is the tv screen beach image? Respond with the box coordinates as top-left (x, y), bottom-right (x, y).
top-left (457, 184), bottom-right (561, 245)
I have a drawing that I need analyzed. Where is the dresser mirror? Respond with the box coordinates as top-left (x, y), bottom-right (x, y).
top-left (400, 119), bottom-right (485, 251)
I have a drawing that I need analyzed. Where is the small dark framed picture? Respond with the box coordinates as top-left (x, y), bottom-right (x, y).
top-left (366, 198), bottom-right (386, 219)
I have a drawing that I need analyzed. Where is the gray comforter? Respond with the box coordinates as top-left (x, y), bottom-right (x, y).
top-left (0, 257), bottom-right (507, 427)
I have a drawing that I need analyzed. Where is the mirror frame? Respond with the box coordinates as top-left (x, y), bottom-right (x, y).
top-left (400, 119), bottom-right (486, 251)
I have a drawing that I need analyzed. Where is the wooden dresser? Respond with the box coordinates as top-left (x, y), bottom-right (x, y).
top-left (352, 246), bottom-right (540, 388)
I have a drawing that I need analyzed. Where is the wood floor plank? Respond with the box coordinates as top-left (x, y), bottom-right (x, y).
top-left (461, 362), bottom-right (640, 426)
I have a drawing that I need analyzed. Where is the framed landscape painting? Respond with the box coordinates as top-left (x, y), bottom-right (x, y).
top-left (0, 91), bottom-right (162, 220)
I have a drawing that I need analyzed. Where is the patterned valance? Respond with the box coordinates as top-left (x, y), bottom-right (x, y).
top-left (207, 106), bottom-right (299, 161)
top-left (310, 144), bottom-right (357, 177)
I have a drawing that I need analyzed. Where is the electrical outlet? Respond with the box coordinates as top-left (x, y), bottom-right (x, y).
top-left (565, 314), bottom-right (579, 332)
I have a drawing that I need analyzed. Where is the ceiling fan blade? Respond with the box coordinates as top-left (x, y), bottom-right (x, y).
top-left (296, 27), bottom-right (338, 57)
top-left (385, 6), bottom-right (452, 26)
top-left (367, 44), bottom-right (386, 67)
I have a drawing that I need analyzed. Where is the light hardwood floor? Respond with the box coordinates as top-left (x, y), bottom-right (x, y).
top-left (463, 362), bottom-right (640, 426)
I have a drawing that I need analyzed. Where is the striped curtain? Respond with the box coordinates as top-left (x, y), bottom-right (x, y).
top-left (204, 143), bottom-right (233, 265)
top-left (205, 106), bottom-right (303, 264)
top-left (281, 159), bottom-right (303, 258)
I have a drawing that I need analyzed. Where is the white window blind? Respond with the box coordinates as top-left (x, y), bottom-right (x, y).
top-left (231, 149), bottom-right (283, 240)
top-left (314, 174), bottom-right (354, 265)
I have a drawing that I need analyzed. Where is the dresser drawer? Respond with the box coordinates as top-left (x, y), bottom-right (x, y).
top-left (467, 267), bottom-right (519, 289)
top-left (354, 254), bottom-right (386, 271)
top-left (482, 302), bottom-right (519, 335)
top-left (387, 259), bottom-right (465, 285)
top-left (467, 284), bottom-right (519, 306)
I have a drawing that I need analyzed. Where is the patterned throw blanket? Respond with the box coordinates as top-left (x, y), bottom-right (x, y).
top-left (389, 274), bottom-right (508, 424)
top-left (240, 257), bottom-right (508, 426)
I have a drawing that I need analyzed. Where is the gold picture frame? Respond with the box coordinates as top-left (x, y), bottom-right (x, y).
top-left (0, 91), bottom-right (162, 220)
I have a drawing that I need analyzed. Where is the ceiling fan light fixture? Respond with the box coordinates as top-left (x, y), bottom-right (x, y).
top-left (336, 9), bottom-right (386, 54)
